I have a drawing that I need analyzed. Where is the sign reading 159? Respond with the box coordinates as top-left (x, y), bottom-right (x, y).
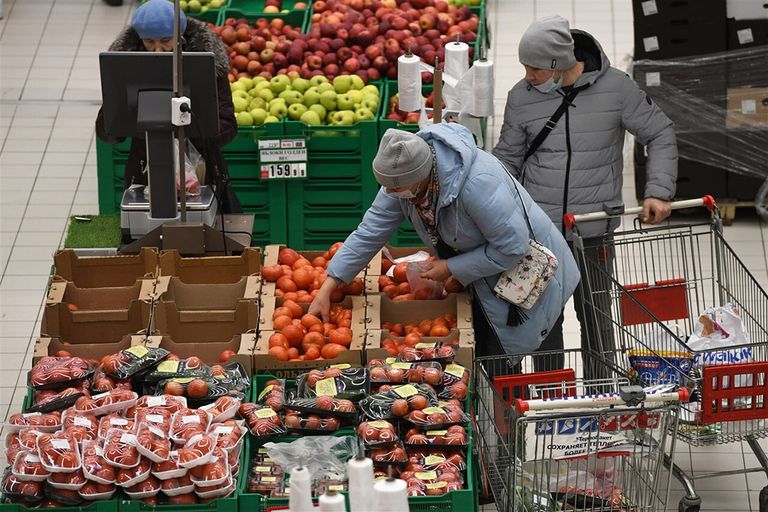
top-left (258, 138), bottom-right (307, 180)
top-left (261, 162), bottom-right (307, 179)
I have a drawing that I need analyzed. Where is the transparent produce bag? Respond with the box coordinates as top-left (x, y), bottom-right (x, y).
top-left (174, 138), bottom-right (204, 197)
top-left (35, 432), bottom-right (81, 473)
top-left (406, 262), bottom-right (445, 300)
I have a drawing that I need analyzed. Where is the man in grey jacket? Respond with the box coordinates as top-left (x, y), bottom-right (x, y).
top-left (493, 15), bottom-right (678, 366)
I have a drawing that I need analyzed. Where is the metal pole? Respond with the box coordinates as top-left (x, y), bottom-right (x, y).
top-left (433, 57), bottom-right (442, 124)
top-left (173, 0), bottom-right (187, 222)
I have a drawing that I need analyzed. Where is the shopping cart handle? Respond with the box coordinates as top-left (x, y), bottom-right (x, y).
top-left (514, 387), bottom-right (690, 414)
top-left (563, 195), bottom-right (717, 229)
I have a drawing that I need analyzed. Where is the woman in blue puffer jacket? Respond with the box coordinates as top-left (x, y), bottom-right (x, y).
top-left (308, 122), bottom-right (580, 358)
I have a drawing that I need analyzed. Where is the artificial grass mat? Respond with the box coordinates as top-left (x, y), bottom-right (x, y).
top-left (64, 215), bottom-right (122, 248)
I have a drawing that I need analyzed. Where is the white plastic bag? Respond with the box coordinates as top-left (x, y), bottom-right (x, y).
top-left (173, 139), bottom-right (204, 197)
top-left (687, 304), bottom-right (752, 365)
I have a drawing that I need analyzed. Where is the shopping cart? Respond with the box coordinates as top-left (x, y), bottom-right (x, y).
top-left (474, 348), bottom-right (685, 512)
top-left (564, 196), bottom-right (768, 512)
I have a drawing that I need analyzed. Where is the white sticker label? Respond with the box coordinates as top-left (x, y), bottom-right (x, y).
top-left (148, 426), bottom-right (166, 438)
top-left (25, 453), bottom-right (41, 463)
top-left (641, 0), bottom-right (658, 16)
top-left (94, 445), bottom-right (104, 457)
top-left (22, 413), bottom-right (41, 418)
top-left (51, 439), bottom-right (70, 450)
top-left (737, 28), bottom-right (754, 45)
top-left (182, 415), bottom-right (201, 425)
top-left (147, 396), bottom-right (166, 407)
top-left (645, 72), bottom-right (661, 87)
top-left (741, 99), bottom-right (758, 114)
top-left (92, 392), bottom-right (110, 400)
top-left (120, 433), bottom-right (137, 445)
top-left (111, 418), bottom-right (129, 426)
top-left (74, 416), bottom-right (92, 428)
top-left (643, 36), bottom-right (660, 52)
top-left (146, 414), bottom-right (165, 424)
top-left (214, 426), bottom-right (234, 435)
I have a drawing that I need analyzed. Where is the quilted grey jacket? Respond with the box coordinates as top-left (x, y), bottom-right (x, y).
top-left (493, 30), bottom-right (678, 238)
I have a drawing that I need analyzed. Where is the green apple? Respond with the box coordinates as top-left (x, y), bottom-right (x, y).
top-left (180, 0), bottom-right (188, 10)
top-left (302, 87), bottom-right (321, 106)
top-left (253, 76), bottom-right (267, 85)
top-left (255, 81), bottom-right (271, 92)
top-left (232, 96), bottom-right (249, 113)
top-left (331, 110), bottom-right (356, 125)
top-left (269, 101), bottom-right (288, 119)
top-left (325, 110), bottom-right (337, 122)
top-left (319, 90), bottom-right (337, 111)
top-left (347, 90), bottom-right (363, 105)
top-left (200, 5), bottom-right (208, 12)
top-left (265, 115), bottom-right (280, 124)
top-left (317, 82), bottom-right (334, 94)
top-left (188, 0), bottom-right (201, 12)
top-left (248, 88), bottom-right (262, 98)
top-left (279, 90), bottom-right (303, 105)
top-left (300, 110), bottom-right (322, 126)
top-left (361, 97), bottom-right (379, 111)
top-left (291, 78), bottom-right (309, 94)
top-left (236, 111), bottom-right (253, 126)
top-left (332, 75), bottom-right (353, 94)
top-left (287, 103), bottom-right (308, 120)
top-left (350, 75), bottom-right (365, 91)
top-left (362, 85), bottom-right (379, 97)
top-left (248, 97), bottom-right (267, 110)
top-left (232, 90), bottom-right (249, 100)
top-left (237, 77), bottom-right (254, 90)
top-left (336, 93), bottom-right (355, 111)
top-left (269, 75), bottom-right (291, 94)
top-left (257, 88), bottom-right (274, 102)
top-left (250, 108), bottom-right (268, 125)
top-left (230, 81), bottom-right (248, 93)
top-left (308, 104), bottom-right (327, 120)
top-left (210, 0), bottom-right (223, 7)
top-left (309, 75), bottom-right (329, 88)
top-left (355, 108), bottom-right (375, 121)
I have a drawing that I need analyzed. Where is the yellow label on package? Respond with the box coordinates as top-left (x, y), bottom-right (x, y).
top-left (394, 384), bottom-right (419, 398)
top-left (258, 448), bottom-right (268, 454)
top-left (156, 360), bottom-right (179, 373)
top-left (425, 482), bottom-right (447, 490)
top-left (415, 471), bottom-right (437, 481)
top-left (329, 485), bottom-right (344, 491)
top-left (391, 362), bottom-right (412, 370)
top-left (330, 364), bottom-right (351, 370)
top-left (254, 408), bottom-right (277, 419)
top-left (174, 377), bottom-right (194, 384)
top-left (255, 466), bottom-right (271, 473)
top-left (261, 476), bottom-right (277, 483)
top-left (445, 363), bottom-right (465, 378)
top-left (315, 377), bottom-right (338, 397)
top-left (369, 421), bottom-right (390, 429)
top-left (257, 385), bottom-right (274, 401)
top-left (427, 430), bottom-right (448, 436)
top-left (422, 407), bottom-right (445, 415)
top-left (424, 455), bottom-right (446, 466)
top-left (384, 357), bottom-right (396, 364)
top-left (125, 345), bottom-right (149, 358)
top-left (415, 342), bottom-right (438, 349)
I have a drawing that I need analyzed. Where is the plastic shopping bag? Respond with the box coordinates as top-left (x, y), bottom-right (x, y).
top-left (687, 304), bottom-right (752, 365)
top-left (406, 262), bottom-right (445, 300)
top-left (173, 140), bottom-right (204, 197)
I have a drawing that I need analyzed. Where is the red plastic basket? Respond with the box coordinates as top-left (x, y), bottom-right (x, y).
top-left (620, 278), bottom-right (689, 326)
top-left (700, 361), bottom-right (768, 423)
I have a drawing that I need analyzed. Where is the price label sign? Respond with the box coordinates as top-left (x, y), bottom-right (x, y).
top-left (258, 138), bottom-right (308, 179)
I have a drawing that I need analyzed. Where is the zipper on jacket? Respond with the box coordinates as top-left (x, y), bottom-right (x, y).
top-left (560, 93), bottom-right (573, 236)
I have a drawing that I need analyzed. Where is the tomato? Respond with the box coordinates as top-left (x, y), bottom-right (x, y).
top-left (278, 248), bottom-right (300, 266)
top-left (261, 265), bottom-right (283, 282)
top-left (430, 325), bottom-right (450, 337)
top-left (393, 262), bottom-right (409, 284)
top-left (300, 314), bottom-right (322, 330)
top-left (282, 300), bottom-right (303, 318)
top-left (186, 356), bottom-right (203, 369)
top-left (268, 333), bottom-right (289, 349)
top-left (268, 346), bottom-right (289, 361)
top-left (320, 343), bottom-right (347, 360)
top-left (281, 325), bottom-right (304, 348)
top-left (276, 276), bottom-right (297, 293)
top-left (304, 346), bottom-right (321, 360)
top-left (187, 379), bottom-right (209, 399)
top-left (292, 267), bottom-right (314, 290)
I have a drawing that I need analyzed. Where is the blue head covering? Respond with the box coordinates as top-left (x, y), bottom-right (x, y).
top-left (132, 0), bottom-right (187, 40)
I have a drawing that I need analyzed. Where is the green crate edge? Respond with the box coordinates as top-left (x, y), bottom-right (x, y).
top-left (217, 6), bottom-right (309, 32)
top-left (0, 500), bottom-right (120, 512)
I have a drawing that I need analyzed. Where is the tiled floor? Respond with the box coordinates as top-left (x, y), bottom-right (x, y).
top-left (1, 0), bottom-right (768, 510)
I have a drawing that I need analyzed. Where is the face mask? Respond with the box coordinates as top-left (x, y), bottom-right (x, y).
top-left (532, 71), bottom-right (564, 94)
top-left (391, 188), bottom-right (416, 199)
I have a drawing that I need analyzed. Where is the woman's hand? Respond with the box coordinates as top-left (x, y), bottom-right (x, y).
top-left (420, 259), bottom-right (452, 282)
top-left (307, 277), bottom-right (338, 323)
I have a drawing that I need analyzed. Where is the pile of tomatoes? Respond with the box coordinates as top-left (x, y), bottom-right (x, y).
top-left (267, 301), bottom-right (353, 362)
top-left (376, 257), bottom-right (463, 301)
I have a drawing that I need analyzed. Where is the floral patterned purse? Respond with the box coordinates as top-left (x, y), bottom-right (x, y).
top-left (493, 179), bottom-right (559, 324)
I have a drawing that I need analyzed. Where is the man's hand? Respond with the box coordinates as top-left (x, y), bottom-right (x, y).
top-left (642, 198), bottom-right (672, 224)
top-left (420, 259), bottom-right (452, 282)
top-left (307, 278), bottom-right (337, 323)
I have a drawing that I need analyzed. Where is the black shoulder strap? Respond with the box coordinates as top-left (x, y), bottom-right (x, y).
top-left (523, 87), bottom-right (583, 164)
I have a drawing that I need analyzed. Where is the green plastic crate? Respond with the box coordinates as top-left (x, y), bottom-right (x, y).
top-left (227, 0), bottom-right (311, 24)
top-left (217, 7), bottom-right (309, 32)
top-left (0, 500), bottom-right (120, 512)
top-left (223, 123), bottom-right (284, 154)
top-left (139, 0), bottom-right (230, 24)
top-left (96, 137), bottom-right (131, 215)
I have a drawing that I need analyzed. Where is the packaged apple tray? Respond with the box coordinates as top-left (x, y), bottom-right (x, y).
top-left (238, 371), bottom-right (477, 512)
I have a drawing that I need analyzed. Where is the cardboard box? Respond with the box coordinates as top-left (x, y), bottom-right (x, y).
top-left (159, 247), bottom-right (262, 284)
top-left (252, 295), bottom-right (367, 378)
top-left (363, 245), bottom-right (431, 294)
top-left (366, 293), bottom-right (473, 331)
top-left (726, 87), bottom-right (768, 128)
top-left (53, 247), bottom-right (159, 288)
top-left (258, 295), bottom-right (367, 335)
top-left (46, 277), bottom-right (156, 309)
top-left (153, 275), bottom-right (261, 310)
top-left (41, 301), bottom-right (152, 343)
top-left (142, 335), bottom-right (254, 375)
top-left (633, 21), bottom-right (727, 60)
top-left (33, 335), bottom-right (138, 364)
top-left (727, 18), bottom-right (768, 49)
top-left (150, 300), bottom-right (259, 343)
top-left (364, 329), bottom-right (475, 369)
top-left (261, 244), bottom-right (365, 296)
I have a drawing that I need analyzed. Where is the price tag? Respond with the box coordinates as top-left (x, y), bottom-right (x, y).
top-left (424, 455), bottom-right (446, 466)
top-left (156, 361), bottom-right (179, 373)
top-left (368, 421), bottom-right (391, 429)
top-left (415, 342), bottom-right (437, 349)
top-left (74, 416), bottom-right (93, 428)
top-left (257, 385), bottom-right (274, 401)
top-left (148, 425), bottom-right (166, 438)
top-left (315, 377), bottom-right (338, 397)
top-left (126, 345), bottom-right (148, 358)
top-left (394, 385), bottom-right (418, 398)
top-left (258, 448), bottom-right (268, 454)
top-left (182, 415), bottom-right (201, 425)
top-left (255, 466), bottom-right (271, 473)
top-left (261, 476), bottom-right (277, 483)
top-left (258, 138), bottom-right (308, 180)
top-left (146, 414), bottom-right (165, 424)
top-left (120, 433), bottom-right (137, 445)
top-left (24, 454), bottom-right (41, 463)
top-left (147, 396), bottom-right (167, 407)
top-left (415, 471), bottom-right (437, 481)
top-left (425, 481), bottom-right (447, 490)
top-left (445, 364), bottom-right (465, 379)
top-left (51, 439), bottom-right (71, 450)
top-left (214, 425), bottom-right (234, 435)
top-left (391, 362), bottom-right (412, 370)
top-left (111, 418), bottom-right (129, 427)
top-left (426, 430), bottom-right (448, 437)
top-left (422, 407), bottom-right (445, 415)
top-left (329, 485), bottom-right (345, 491)
top-left (330, 364), bottom-right (351, 370)
top-left (255, 408), bottom-right (277, 419)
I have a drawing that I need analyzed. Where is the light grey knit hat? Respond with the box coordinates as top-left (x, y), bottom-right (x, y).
top-left (518, 15), bottom-right (577, 71)
top-left (372, 129), bottom-right (432, 188)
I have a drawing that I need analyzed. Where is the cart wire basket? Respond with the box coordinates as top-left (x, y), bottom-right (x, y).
top-left (474, 348), bottom-right (684, 512)
top-left (564, 195), bottom-right (768, 512)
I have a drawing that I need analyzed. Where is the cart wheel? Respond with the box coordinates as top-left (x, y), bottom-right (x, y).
top-left (678, 495), bottom-right (701, 512)
top-left (760, 485), bottom-right (768, 512)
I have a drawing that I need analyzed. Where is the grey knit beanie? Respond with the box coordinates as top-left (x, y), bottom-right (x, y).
top-left (518, 15), bottom-right (577, 71)
top-left (373, 129), bottom-right (432, 188)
